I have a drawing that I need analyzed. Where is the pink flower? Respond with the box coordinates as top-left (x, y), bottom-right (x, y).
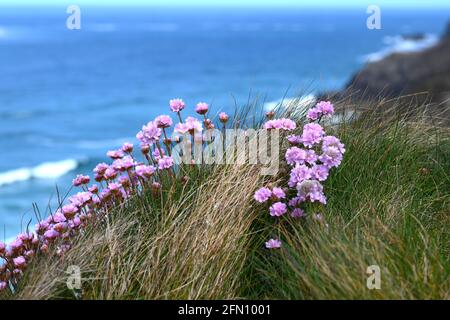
top-left (112, 156), bottom-right (135, 172)
top-left (265, 238), bottom-right (282, 249)
top-left (291, 208), bottom-right (305, 218)
top-left (104, 167), bottom-right (118, 180)
top-left (93, 163), bottom-right (109, 175)
top-left (69, 192), bottom-right (92, 206)
top-left (137, 121), bottom-right (162, 145)
top-left (285, 147), bottom-right (307, 166)
top-left (288, 164), bottom-right (312, 187)
top-left (0, 242), bottom-right (5, 255)
top-left (44, 229), bottom-right (59, 240)
top-left (118, 175), bottom-right (131, 188)
top-left (301, 123), bottom-right (324, 147)
top-left (174, 123), bottom-right (189, 134)
top-left (288, 196), bottom-right (305, 207)
top-left (305, 149), bottom-right (318, 164)
top-left (272, 187), bottom-right (286, 199)
top-left (195, 102), bottom-right (209, 115)
top-left (108, 182), bottom-right (121, 194)
top-left (169, 98), bottom-right (185, 113)
top-left (135, 165), bottom-right (155, 179)
top-left (297, 180), bottom-right (327, 204)
top-left (70, 216), bottom-right (82, 228)
top-left (158, 156), bottom-right (174, 170)
top-left (316, 101), bottom-right (334, 116)
top-left (219, 112), bottom-right (229, 123)
top-left (35, 221), bottom-right (49, 234)
top-left (322, 135), bottom-right (345, 154)
top-left (53, 222), bottom-right (68, 233)
top-left (269, 202), bottom-right (287, 217)
top-left (254, 187), bottom-right (272, 203)
top-left (287, 134), bottom-right (302, 145)
top-left (307, 107), bottom-right (320, 121)
top-left (72, 174), bottom-right (90, 187)
top-left (311, 165), bottom-right (329, 181)
top-left (62, 204), bottom-right (78, 219)
top-left (88, 184), bottom-right (99, 194)
top-left (121, 142), bottom-right (134, 153)
top-left (155, 115), bottom-right (173, 128)
top-left (263, 118), bottom-right (296, 131)
top-left (319, 146), bottom-right (343, 168)
top-left (10, 238), bottom-right (23, 252)
top-left (185, 116), bottom-right (203, 133)
top-left (52, 211), bottom-right (67, 223)
top-left (107, 149), bottom-right (124, 159)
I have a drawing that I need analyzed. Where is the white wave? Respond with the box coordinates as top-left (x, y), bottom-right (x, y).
top-left (264, 95), bottom-right (316, 112)
top-left (362, 33), bottom-right (439, 63)
top-left (0, 159), bottom-right (78, 187)
top-left (75, 137), bottom-right (134, 150)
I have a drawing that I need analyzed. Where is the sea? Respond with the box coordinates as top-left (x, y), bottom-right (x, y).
top-left (0, 6), bottom-right (449, 240)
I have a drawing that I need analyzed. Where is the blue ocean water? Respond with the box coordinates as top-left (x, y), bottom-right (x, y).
top-left (0, 6), bottom-right (449, 239)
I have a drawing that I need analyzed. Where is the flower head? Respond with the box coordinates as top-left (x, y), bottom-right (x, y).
top-left (155, 115), bottom-right (173, 128)
top-left (316, 101), bottom-right (334, 116)
top-left (254, 187), bottom-right (272, 203)
top-left (288, 164), bottom-right (312, 187)
top-left (269, 202), bottom-right (287, 217)
top-left (72, 174), bottom-right (90, 187)
top-left (195, 102), bottom-right (209, 115)
top-left (169, 98), bottom-right (185, 113)
top-left (272, 187), bottom-right (286, 199)
top-left (297, 179), bottom-right (327, 204)
top-left (93, 162), bottom-right (109, 175)
top-left (265, 238), bottom-right (282, 249)
top-left (137, 121), bottom-right (162, 145)
top-left (158, 156), bottom-right (174, 170)
top-left (136, 165), bottom-right (156, 179)
top-left (107, 149), bottom-right (124, 160)
top-left (319, 146), bottom-right (343, 168)
top-left (13, 256), bottom-right (26, 269)
top-left (219, 112), bottom-right (229, 123)
top-left (263, 118), bottom-right (296, 131)
top-left (121, 142), bottom-right (134, 153)
top-left (285, 147), bottom-right (307, 166)
top-left (301, 123), bottom-right (324, 147)
top-left (185, 116), bottom-right (203, 133)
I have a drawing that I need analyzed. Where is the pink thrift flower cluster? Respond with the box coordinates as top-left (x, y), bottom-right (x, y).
top-left (254, 101), bottom-right (345, 249)
top-left (0, 98), bottom-right (230, 294)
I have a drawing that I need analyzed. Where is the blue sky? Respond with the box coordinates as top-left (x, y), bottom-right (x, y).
top-left (1, 0), bottom-right (450, 8)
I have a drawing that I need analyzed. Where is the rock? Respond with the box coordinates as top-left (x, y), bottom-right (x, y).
top-left (333, 21), bottom-right (450, 124)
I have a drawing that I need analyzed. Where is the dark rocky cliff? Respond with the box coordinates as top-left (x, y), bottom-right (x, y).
top-left (325, 21), bottom-right (450, 124)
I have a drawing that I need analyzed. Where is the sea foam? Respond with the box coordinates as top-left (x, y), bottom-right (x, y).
top-left (362, 33), bottom-right (439, 63)
top-left (0, 159), bottom-right (78, 187)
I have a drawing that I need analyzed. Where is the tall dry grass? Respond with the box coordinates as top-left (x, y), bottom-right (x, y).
top-left (14, 163), bottom-right (265, 300)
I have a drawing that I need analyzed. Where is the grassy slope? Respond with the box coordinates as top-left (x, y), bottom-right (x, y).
top-left (7, 98), bottom-right (450, 300)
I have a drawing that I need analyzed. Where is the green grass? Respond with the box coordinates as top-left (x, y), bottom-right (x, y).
top-left (5, 97), bottom-right (449, 300)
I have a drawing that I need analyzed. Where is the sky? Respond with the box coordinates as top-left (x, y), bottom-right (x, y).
top-left (1, 0), bottom-right (449, 8)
